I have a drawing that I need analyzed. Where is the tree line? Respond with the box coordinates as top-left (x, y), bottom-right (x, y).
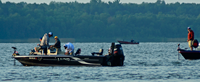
top-left (0, 0), bottom-right (200, 42)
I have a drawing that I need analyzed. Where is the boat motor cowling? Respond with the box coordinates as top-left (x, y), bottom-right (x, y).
top-left (193, 39), bottom-right (199, 48)
top-left (114, 44), bottom-right (124, 56)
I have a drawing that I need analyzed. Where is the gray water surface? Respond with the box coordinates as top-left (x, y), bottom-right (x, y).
top-left (1, 42), bottom-right (200, 82)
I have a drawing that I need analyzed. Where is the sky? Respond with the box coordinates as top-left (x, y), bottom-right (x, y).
top-left (1, 0), bottom-right (200, 4)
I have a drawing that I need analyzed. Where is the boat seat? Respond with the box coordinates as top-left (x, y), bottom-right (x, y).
top-left (30, 47), bottom-right (60, 55)
top-left (49, 48), bottom-right (56, 53)
top-left (91, 49), bottom-right (103, 56)
top-left (47, 48), bottom-right (61, 55)
top-left (75, 48), bottom-right (81, 55)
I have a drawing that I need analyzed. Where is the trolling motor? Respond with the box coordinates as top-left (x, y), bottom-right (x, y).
top-left (12, 47), bottom-right (19, 66)
top-left (12, 47), bottom-right (19, 56)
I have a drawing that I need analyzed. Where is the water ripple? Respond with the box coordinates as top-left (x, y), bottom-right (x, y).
top-left (1, 42), bottom-right (200, 82)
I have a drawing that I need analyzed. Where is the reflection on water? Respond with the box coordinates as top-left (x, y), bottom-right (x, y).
top-left (1, 42), bottom-right (200, 82)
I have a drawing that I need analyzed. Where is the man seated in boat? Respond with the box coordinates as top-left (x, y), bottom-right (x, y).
top-left (105, 48), bottom-right (111, 56)
top-left (63, 42), bottom-right (74, 55)
top-left (34, 37), bottom-right (42, 52)
top-left (50, 36), bottom-right (61, 53)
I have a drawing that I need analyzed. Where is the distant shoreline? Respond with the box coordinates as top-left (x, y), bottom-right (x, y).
top-left (2, 0), bottom-right (200, 4)
top-left (0, 38), bottom-right (195, 43)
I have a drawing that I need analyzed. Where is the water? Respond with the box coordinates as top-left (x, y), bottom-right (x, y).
top-left (1, 42), bottom-right (200, 82)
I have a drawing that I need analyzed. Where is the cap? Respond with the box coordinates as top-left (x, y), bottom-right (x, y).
top-left (108, 48), bottom-right (111, 53)
top-left (39, 37), bottom-right (42, 40)
top-left (108, 48), bottom-right (111, 51)
top-left (54, 36), bottom-right (58, 39)
top-left (49, 32), bottom-right (53, 36)
top-left (64, 44), bottom-right (67, 47)
top-left (187, 27), bottom-right (191, 29)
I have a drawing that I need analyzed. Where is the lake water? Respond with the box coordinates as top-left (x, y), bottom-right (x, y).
top-left (1, 42), bottom-right (200, 82)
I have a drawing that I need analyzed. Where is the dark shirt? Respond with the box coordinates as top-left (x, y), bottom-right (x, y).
top-left (53, 39), bottom-right (61, 48)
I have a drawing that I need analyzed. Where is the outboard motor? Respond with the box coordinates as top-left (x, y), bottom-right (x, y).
top-left (104, 43), bottom-right (125, 66)
top-left (193, 39), bottom-right (199, 48)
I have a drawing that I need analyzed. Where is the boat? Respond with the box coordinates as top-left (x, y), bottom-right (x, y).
top-left (12, 43), bottom-right (125, 66)
top-left (117, 40), bottom-right (139, 44)
top-left (177, 40), bottom-right (200, 60)
top-left (178, 49), bottom-right (200, 60)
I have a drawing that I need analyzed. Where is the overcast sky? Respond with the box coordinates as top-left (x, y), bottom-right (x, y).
top-left (1, 0), bottom-right (200, 4)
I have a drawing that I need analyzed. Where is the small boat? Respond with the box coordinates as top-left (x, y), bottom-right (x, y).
top-left (177, 40), bottom-right (200, 60)
top-left (117, 40), bottom-right (139, 44)
top-left (12, 43), bottom-right (125, 66)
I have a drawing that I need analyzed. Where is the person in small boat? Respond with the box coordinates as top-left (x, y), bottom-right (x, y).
top-left (131, 39), bottom-right (134, 42)
top-left (37, 32), bottom-right (53, 55)
top-left (187, 27), bottom-right (194, 51)
top-left (34, 37), bottom-right (42, 52)
top-left (64, 42), bottom-right (74, 55)
top-left (50, 36), bottom-right (61, 52)
top-left (105, 48), bottom-right (112, 56)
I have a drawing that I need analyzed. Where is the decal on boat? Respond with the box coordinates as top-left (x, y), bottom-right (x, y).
top-left (71, 57), bottom-right (101, 65)
top-left (57, 58), bottom-right (71, 61)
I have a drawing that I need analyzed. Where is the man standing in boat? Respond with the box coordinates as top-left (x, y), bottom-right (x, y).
top-left (187, 27), bottom-right (194, 51)
top-left (37, 32), bottom-right (53, 55)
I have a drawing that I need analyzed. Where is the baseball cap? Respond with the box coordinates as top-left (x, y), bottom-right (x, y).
top-left (64, 44), bottom-right (67, 47)
top-left (39, 37), bottom-right (42, 39)
top-left (187, 27), bottom-right (191, 29)
top-left (49, 32), bottom-right (53, 36)
top-left (54, 36), bottom-right (58, 39)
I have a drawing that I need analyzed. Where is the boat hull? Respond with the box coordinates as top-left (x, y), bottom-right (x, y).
top-left (117, 41), bottom-right (139, 44)
top-left (14, 55), bottom-right (106, 66)
top-left (179, 50), bottom-right (200, 60)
